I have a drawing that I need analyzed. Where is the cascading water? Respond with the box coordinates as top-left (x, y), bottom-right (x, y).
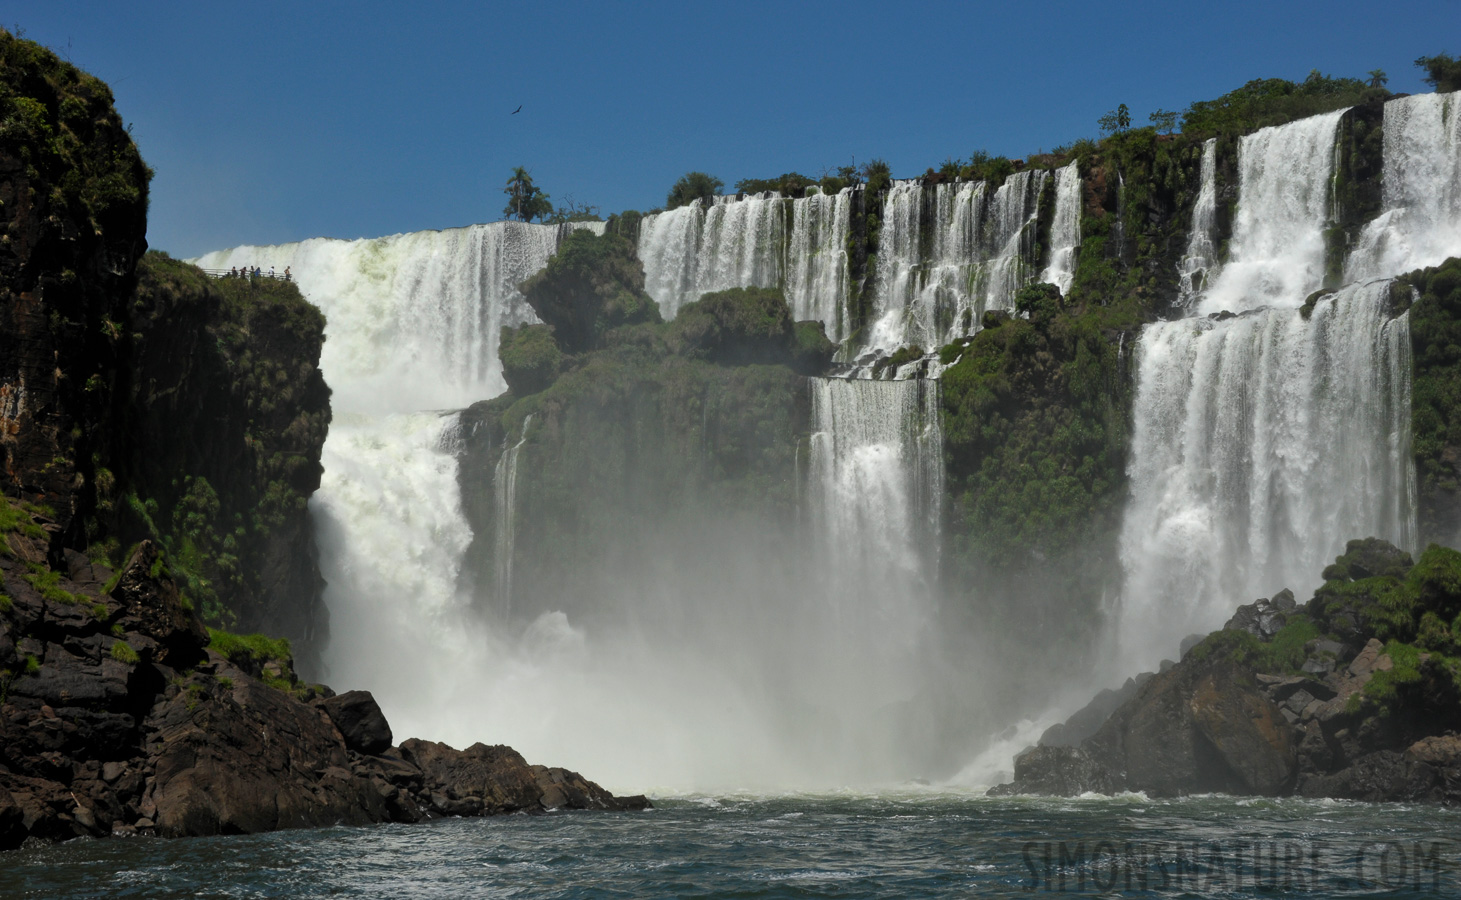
top-left (194, 222), bottom-right (577, 741)
top-left (1346, 89), bottom-right (1461, 281)
top-left (492, 414), bottom-right (533, 617)
top-left (1195, 109), bottom-right (1347, 315)
top-left (809, 377), bottom-right (944, 602)
top-left (867, 171), bottom-right (1047, 354)
top-left (1176, 138), bottom-right (1219, 305)
top-left (980, 168), bottom-right (1051, 316)
top-left (786, 187), bottom-right (855, 342)
top-left (637, 193), bottom-right (785, 319)
top-left (1039, 161), bottom-right (1082, 295)
top-left (1118, 280), bottom-right (1414, 665)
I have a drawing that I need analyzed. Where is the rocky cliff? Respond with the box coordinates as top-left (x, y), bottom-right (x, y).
top-left (0, 31), bottom-right (330, 661)
top-left (991, 538), bottom-right (1461, 802)
top-left (0, 498), bottom-right (647, 849)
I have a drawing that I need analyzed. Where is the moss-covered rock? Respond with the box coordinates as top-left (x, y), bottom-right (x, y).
top-left (519, 230), bottom-right (660, 353)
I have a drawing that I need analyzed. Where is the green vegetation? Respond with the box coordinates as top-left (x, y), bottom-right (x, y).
top-left (0, 27), bottom-right (150, 237)
top-left (668, 287), bottom-right (832, 373)
top-left (734, 172), bottom-right (815, 197)
top-left (519, 230), bottom-right (662, 353)
top-left (1179, 70), bottom-right (1389, 136)
top-left (101, 253), bottom-right (331, 628)
top-left (500, 324), bottom-right (565, 396)
top-left (503, 166), bottom-right (552, 222)
top-left (938, 282), bottom-right (1134, 660)
top-left (207, 627), bottom-right (291, 665)
top-left (0, 594), bottom-right (12, 613)
top-left (23, 655), bottom-right (40, 675)
top-left (110, 639), bottom-right (139, 664)
top-left (207, 627), bottom-right (305, 694)
top-left (23, 563), bottom-right (79, 605)
top-left (1098, 103), bottom-right (1131, 136)
top-left (1187, 618), bottom-right (1324, 674)
top-left (666, 171), bottom-right (723, 210)
top-left (1404, 258), bottom-right (1461, 544)
top-left (1415, 53), bottom-right (1461, 92)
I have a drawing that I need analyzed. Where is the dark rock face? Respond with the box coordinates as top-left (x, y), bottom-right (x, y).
top-left (992, 540), bottom-right (1461, 804)
top-left (0, 32), bottom-right (150, 539)
top-left (317, 691), bottom-right (393, 756)
top-left (0, 502), bottom-right (648, 850)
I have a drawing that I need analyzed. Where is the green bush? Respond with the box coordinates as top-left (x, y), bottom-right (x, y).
top-left (666, 171), bottom-right (723, 209)
top-left (500, 324), bottom-right (564, 396)
top-left (110, 640), bottom-right (139, 664)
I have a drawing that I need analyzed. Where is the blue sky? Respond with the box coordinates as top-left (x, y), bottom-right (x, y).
top-left (9, 1), bottom-right (1456, 257)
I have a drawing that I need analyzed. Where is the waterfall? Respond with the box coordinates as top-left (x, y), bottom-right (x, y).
top-left (1040, 161), bottom-right (1082, 295)
top-left (786, 187), bottom-right (854, 342)
top-left (981, 169), bottom-right (1051, 315)
top-left (492, 414), bottom-right (533, 616)
top-left (1176, 138), bottom-right (1219, 305)
top-left (1346, 89), bottom-right (1461, 281)
top-left (193, 222), bottom-right (578, 738)
top-left (866, 171), bottom-right (1048, 354)
top-left (809, 377), bottom-right (944, 603)
top-left (1118, 280), bottom-right (1414, 664)
top-left (637, 193), bottom-right (785, 319)
top-left (1195, 109), bottom-right (1348, 315)
top-left (194, 222), bottom-right (574, 408)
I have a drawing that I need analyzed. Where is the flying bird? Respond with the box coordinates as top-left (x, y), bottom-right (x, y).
top-left (511, 105), bottom-right (522, 115)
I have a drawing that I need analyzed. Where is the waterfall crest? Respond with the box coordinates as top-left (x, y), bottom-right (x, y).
top-left (1119, 280), bottom-right (1414, 664)
top-left (1346, 90), bottom-right (1461, 281)
top-left (637, 193), bottom-right (786, 320)
top-left (1176, 138), bottom-right (1219, 305)
top-left (1196, 109), bottom-right (1347, 315)
top-left (194, 222), bottom-right (576, 409)
top-left (786, 187), bottom-right (855, 343)
top-left (1040, 161), bottom-right (1082, 295)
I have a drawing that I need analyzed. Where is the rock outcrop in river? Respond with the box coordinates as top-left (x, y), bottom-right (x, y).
top-left (991, 538), bottom-right (1461, 802)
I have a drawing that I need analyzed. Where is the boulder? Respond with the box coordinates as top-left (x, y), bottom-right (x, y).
top-left (316, 690), bottom-right (393, 756)
top-left (1188, 672), bottom-right (1297, 795)
top-left (989, 746), bottom-right (1118, 796)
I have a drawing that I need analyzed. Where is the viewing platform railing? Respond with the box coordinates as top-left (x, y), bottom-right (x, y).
top-left (198, 268), bottom-right (292, 281)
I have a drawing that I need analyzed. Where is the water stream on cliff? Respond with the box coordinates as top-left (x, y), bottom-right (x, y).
top-left (1177, 137), bottom-right (1219, 304)
top-left (1039, 161), bottom-right (1082, 296)
top-left (637, 193), bottom-right (785, 320)
top-left (1195, 109), bottom-right (1347, 316)
top-left (1346, 89), bottom-right (1461, 281)
top-left (786, 186), bottom-right (855, 343)
top-left (867, 170), bottom-right (1049, 354)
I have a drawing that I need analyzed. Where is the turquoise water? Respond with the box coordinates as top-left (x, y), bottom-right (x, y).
top-left (3, 793), bottom-right (1459, 898)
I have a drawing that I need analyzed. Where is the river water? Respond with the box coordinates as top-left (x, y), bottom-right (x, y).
top-left (3, 793), bottom-right (1457, 898)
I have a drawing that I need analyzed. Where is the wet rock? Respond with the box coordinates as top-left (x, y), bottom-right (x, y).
top-left (316, 690), bottom-right (392, 756)
top-left (988, 746), bottom-right (1118, 796)
top-left (1188, 672), bottom-right (1297, 795)
top-left (1224, 594), bottom-right (1292, 639)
